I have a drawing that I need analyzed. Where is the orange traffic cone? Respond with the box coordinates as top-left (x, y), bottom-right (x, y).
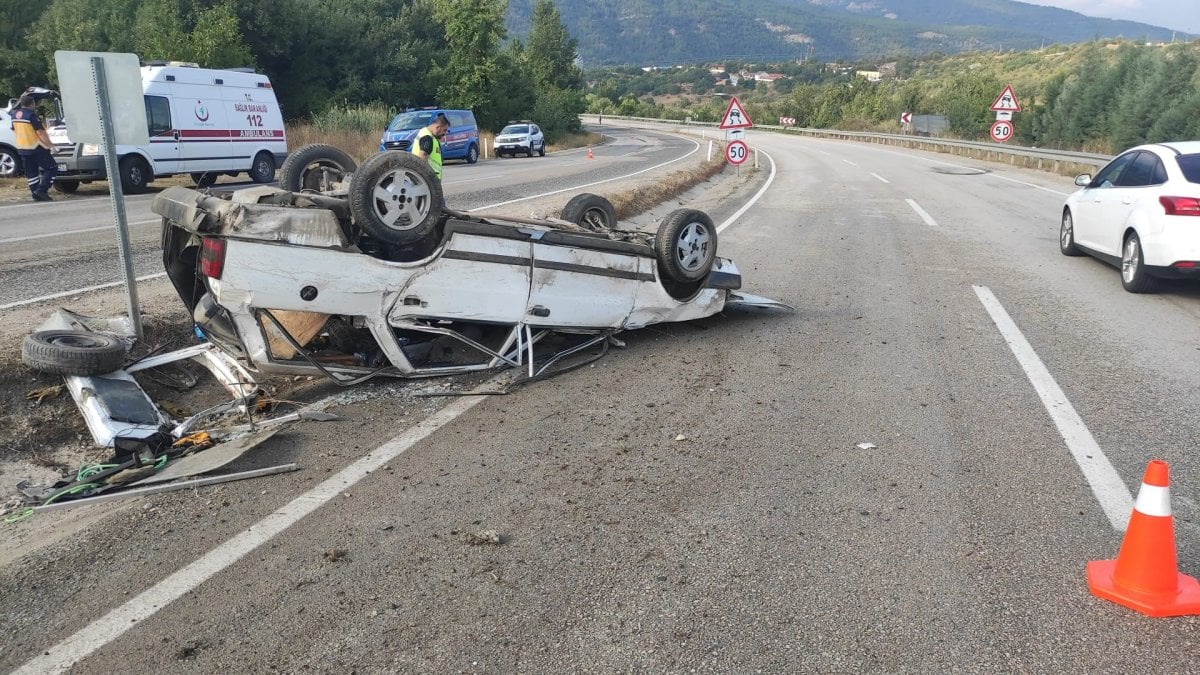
top-left (1087, 460), bottom-right (1200, 617)
top-left (587, 147), bottom-right (594, 160)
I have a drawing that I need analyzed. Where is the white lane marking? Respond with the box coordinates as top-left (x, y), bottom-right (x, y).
top-left (905, 199), bottom-right (942, 232)
top-left (0, 219), bottom-right (158, 245)
top-left (14, 146), bottom-right (777, 673)
top-left (838, 143), bottom-right (1070, 197)
top-left (817, 150), bottom-right (832, 156)
top-left (478, 137), bottom-right (699, 210)
top-left (0, 273), bottom-right (168, 312)
top-left (987, 172), bottom-right (1071, 197)
top-left (12, 394), bottom-right (488, 675)
top-left (973, 285), bottom-right (1133, 530)
top-left (718, 149), bottom-right (776, 234)
top-left (4, 132), bottom-right (695, 309)
top-left (842, 159), bottom-right (858, 167)
top-left (871, 173), bottom-right (890, 184)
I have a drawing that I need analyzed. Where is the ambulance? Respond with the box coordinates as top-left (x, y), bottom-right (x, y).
top-left (51, 62), bottom-right (288, 194)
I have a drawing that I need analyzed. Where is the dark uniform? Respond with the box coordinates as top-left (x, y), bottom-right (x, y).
top-left (10, 104), bottom-right (57, 200)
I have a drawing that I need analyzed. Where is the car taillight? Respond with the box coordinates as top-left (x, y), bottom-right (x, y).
top-left (1160, 196), bottom-right (1200, 216)
top-left (199, 237), bottom-right (226, 278)
top-left (1173, 261), bottom-right (1198, 269)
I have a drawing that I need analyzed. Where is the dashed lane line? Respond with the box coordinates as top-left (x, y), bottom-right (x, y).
top-left (973, 285), bottom-right (1133, 530)
top-left (905, 198), bottom-right (944, 233)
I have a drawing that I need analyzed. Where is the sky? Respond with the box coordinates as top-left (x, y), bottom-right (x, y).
top-left (1017, 0), bottom-right (1200, 34)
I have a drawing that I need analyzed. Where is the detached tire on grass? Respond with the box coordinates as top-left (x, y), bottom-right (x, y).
top-left (561, 193), bottom-right (617, 232)
top-left (22, 330), bottom-right (126, 376)
top-left (348, 150), bottom-right (443, 247)
top-left (279, 144), bottom-right (357, 193)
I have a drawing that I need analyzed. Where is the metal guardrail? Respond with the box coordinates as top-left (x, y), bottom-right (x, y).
top-left (587, 114), bottom-right (1112, 173)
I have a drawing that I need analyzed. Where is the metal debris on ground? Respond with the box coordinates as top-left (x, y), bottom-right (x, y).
top-left (856, 442), bottom-right (878, 450)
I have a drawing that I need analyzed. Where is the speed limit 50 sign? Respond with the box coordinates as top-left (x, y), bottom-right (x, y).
top-left (725, 140), bottom-right (749, 165)
top-left (990, 120), bottom-right (1013, 143)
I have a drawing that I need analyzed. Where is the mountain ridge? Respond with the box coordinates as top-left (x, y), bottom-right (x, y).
top-left (505, 0), bottom-right (1192, 66)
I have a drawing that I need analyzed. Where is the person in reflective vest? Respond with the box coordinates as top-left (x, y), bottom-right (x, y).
top-left (414, 113), bottom-right (449, 180)
top-left (9, 94), bottom-right (58, 201)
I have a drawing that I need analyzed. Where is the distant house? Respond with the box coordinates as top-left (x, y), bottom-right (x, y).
top-left (855, 70), bottom-right (882, 82)
top-left (708, 67), bottom-right (726, 75)
top-left (754, 72), bottom-right (787, 82)
top-left (878, 62), bottom-right (898, 78)
top-left (729, 73), bottom-right (741, 86)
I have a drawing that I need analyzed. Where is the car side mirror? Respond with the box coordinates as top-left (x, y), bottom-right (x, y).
top-left (1074, 174), bottom-right (1092, 187)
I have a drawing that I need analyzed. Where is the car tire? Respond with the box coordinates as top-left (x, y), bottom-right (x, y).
top-left (0, 147), bottom-right (20, 178)
top-left (466, 144), bottom-right (479, 164)
top-left (656, 209), bottom-right (717, 284)
top-left (561, 193), bottom-right (618, 231)
top-left (118, 155), bottom-right (151, 194)
top-left (190, 172), bottom-right (218, 189)
top-left (1060, 209), bottom-right (1082, 256)
top-left (1121, 231), bottom-right (1157, 293)
top-left (538, 142), bottom-right (546, 157)
top-left (248, 151), bottom-right (276, 183)
top-left (278, 144), bottom-right (357, 193)
top-left (348, 150), bottom-right (443, 247)
top-left (53, 180), bottom-right (80, 194)
top-left (526, 144), bottom-right (534, 158)
top-left (22, 330), bottom-right (126, 376)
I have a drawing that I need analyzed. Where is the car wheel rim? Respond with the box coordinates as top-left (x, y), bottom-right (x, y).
top-left (0, 154), bottom-right (14, 177)
top-left (303, 162), bottom-right (345, 191)
top-left (675, 221), bottom-right (711, 272)
top-left (130, 166), bottom-right (143, 185)
top-left (372, 168), bottom-right (431, 230)
top-left (49, 334), bottom-right (107, 349)
top-left (581, 207), bottom-right (610, 230)
top-left (1122, 237), bottom-right (1139, 282)
top-left (1061, 214), bottom-right (1073, 248)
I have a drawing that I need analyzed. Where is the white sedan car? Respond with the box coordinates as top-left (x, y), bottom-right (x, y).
top-left (1060, 141), bottom-right (1200, 292)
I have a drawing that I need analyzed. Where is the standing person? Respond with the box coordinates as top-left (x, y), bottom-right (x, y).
top-left (9, 94), bottom-right (57, 201)
top-left (413, 112), bottom-right (449, 180)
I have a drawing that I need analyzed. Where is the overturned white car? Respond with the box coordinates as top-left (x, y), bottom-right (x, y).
top-left (148, 145), bottom-right (787, 385)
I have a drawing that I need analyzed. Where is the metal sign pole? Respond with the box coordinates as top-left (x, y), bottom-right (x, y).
top-left (91, 57), bottom-right (142, 339)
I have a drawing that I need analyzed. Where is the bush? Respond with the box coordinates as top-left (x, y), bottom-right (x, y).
top-left (311, 102), bottom-right (395, 135)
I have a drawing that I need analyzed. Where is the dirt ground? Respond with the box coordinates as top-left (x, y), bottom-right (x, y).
top-left (0, 131), bottom-right (755, 518)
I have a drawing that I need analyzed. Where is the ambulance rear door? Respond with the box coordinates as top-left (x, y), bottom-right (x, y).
top-left (143, 91), bottom-right (181, 174)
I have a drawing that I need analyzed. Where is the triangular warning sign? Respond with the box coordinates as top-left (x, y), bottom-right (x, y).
top-left (990, 85), bottom-right (1021, 112)
top-left (719, 96), bottom-right (753, 129)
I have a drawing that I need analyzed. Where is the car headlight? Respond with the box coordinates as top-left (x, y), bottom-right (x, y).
top-left (81, 144), bottom-right (100, 156)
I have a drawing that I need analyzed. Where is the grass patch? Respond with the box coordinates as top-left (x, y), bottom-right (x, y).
top-left (608, 157), bottom-right (729, 219)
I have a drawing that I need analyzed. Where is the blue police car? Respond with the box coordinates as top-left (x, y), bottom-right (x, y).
top-left (379, 108), bottom-right (480, 164)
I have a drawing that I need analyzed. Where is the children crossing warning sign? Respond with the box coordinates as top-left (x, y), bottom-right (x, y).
top-left (719, 96), bottom-right (753, 130)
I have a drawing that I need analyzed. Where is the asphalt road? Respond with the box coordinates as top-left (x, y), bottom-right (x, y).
top-left (5, 124), bottom-right (1200, 672)
top-left (0, 126), bottom-right (696, 308)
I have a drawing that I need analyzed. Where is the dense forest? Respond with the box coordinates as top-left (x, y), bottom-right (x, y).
top-left (586, 41), bottom-right (1200, 153)
top-left (0, 0), bottom-right (585, 134)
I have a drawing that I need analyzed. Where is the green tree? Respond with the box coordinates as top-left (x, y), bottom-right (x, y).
top-left (432, 0), bottom-right (507, 128)
top-left (523, 0), bottom-right (580, 90)
top-left (0, 0), bottom-right (49, 97)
